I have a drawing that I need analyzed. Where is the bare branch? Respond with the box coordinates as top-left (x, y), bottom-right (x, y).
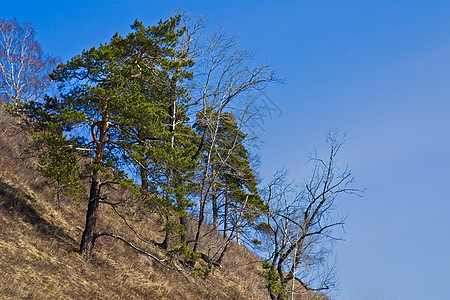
top-left (0, 19), bottom-right (58, 104)
top-left (256, 132), bottom-right (363, 298)
top-left (93, 231), bottom-right (179, 271)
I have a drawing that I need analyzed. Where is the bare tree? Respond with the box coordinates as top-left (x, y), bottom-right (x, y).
top-left (256, 132), bottom-right (363, 300)
top-left (0, 19), bottom-right (57, 104)
top-left (189, 27), bottom-right (279, 255)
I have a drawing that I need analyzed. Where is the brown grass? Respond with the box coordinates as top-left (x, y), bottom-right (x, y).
top-left (0, 102), bottom-right (325, 300)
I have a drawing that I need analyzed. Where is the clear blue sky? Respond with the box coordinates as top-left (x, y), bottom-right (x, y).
top-left (4, 1), bottom-right (450, 299)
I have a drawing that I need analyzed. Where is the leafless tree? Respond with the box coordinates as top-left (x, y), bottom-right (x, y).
top-left (255, 132), bottom-right (363, 300)
top-left (189, 26), bottom-right (279, 255)
top-left (0, 19), bottom-right (58, 104)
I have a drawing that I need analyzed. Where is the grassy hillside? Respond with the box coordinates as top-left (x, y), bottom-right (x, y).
top-left (0, 102), bottom-right (326, 300)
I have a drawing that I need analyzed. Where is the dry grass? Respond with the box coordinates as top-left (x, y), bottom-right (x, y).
top-left (0, 102), bottom-right (326, 300)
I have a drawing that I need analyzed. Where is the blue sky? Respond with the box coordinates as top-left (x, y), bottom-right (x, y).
top-left (4, 1), bottom-right (450, 299)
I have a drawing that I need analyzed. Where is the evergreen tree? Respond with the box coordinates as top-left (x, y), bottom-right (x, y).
top-left (26, 16), bottom-right (192, 260)
top-left (193, 109), bottom-right (266, 256)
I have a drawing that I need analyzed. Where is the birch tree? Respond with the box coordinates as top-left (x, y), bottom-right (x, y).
top-left (0, 19), bottom-right (57, 104)
top-left (189, 28), bottom-right (278, 254)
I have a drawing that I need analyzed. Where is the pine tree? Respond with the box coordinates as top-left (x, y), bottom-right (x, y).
top-left (193, 109), bottom-right (266, 256)
top-left (26, 16), bottom-right (193, 260)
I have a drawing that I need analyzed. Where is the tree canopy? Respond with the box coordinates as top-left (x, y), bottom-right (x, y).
top-left (15, 14), bottom-right (359, 299)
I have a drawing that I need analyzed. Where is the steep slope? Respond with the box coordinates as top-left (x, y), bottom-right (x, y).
top-left (0, 102), bottom-right (326, 300)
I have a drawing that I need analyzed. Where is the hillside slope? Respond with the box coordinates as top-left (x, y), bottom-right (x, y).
top-left (0, 102), bottom-right (326, 300)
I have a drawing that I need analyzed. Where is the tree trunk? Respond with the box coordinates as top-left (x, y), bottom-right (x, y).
top-left (268, 290), bottom-right (277, 300)
top-left (80, 113), bottom-right (108, 260)
top-left (223, 188), bottom-right (228, 237)
top-left (140, 164), bottom-right (148, 191)
top-left (217, 240), bottom-right (229, 264)
top-left (212, 194), bottom-right (218, 233)
top-left (211, 172), bottom-right (218, 233)
top-left (180, 215), bottom-right (188, 243)
top-left (160, 215), bottom-right (170, 249)
top-left (192, 199), bottom-right (204, 252)
top-left (80, 174), bottom-right (100, 260)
